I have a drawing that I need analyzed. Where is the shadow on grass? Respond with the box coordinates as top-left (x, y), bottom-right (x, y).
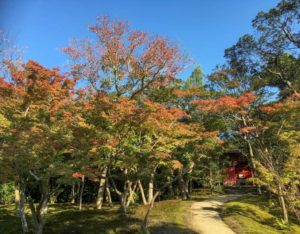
top-left (149, 222), bottom-right (198, 234)
top-left (222, 203), bottom-right (277, 227)
top-left (0, 205), bottom-right (31, 234)
top-left (202, 206), bottom-right (221, 212)
top-left (1, 202), bottom-right (199, 234)
top-left (44, 208), bottom-right (141, 234)
top-left (190, 197), bottom-right (210, 202)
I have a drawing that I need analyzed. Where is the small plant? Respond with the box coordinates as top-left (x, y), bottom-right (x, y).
top-left (275, 218), bottom-right (291, 230)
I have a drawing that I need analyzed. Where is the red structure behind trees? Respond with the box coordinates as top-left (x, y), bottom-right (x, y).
top-left (223, 152), bottom-right (253, 186)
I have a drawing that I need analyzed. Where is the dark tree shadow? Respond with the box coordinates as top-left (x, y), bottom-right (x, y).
top-left (149, 222), bottom-right (198, 234)
top-left (202, 206), bottom-right (221, 212)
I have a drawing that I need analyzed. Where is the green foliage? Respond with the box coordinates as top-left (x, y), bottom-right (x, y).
top-left (184, 66), bottom-right (204, 89)
top-left (0, 182), bottom-right (15, 205)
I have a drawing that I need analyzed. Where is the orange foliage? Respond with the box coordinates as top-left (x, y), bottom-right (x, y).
top-left (240, 126), bottom-right (257, 134)
top-left (199, 131), bottom-right (220, 137)
top-left (191, 92), bottom-right (256, 113)
top-left (171, 160), bottom-right (183, 170)
top-left (64, 16), bottom-right (188, 97)
top-left (172, 88), bottom-right (204, 98)
top-left (260, 94), bottom-right (300, 114)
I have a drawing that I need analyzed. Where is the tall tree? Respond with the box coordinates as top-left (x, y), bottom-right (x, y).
top-left (0, 61), bottom-right (76, 234)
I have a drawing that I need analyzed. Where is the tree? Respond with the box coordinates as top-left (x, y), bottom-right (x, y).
top-left (63, 16), bottom-right (190, 211)
top-left (255, 94), bottom-right (300, 223)
top-left (64, 16), bottom-right (188, 99)
top-left (184, 65), bottom-right (204, 89)
top-left (224, 0), bottom-right (300, 98)
top-left (0, 61), bottom-right (76, 234)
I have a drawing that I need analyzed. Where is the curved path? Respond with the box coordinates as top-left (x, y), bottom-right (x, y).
top-left (189, 195), bottom-right (240, 234)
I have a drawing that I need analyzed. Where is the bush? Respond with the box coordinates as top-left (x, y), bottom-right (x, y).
top-left (0, 182), bottom-right (15, 204)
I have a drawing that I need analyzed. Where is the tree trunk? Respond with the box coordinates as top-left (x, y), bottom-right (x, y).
top-left (28, 178), bottom-right (49, 234)
top-left (179, 169), bottom-right (188, 200)
top-left (140, 164), bottom-right (191, 233)
top-left (120, 169), bottom-right (130, 213)
top-left (183, 162), bottom-right (194, 199)
top-left (185, 178), bottom-right (190, 198)
top-left (79, 176), bottom-right (85, 211)
top-left (137, 180), bottom-right (148, 205)
top-left (167, 176), bottom-right (174, 198)
top-left (148, 175), bottom-right (154, 204)
top-left (147, 167), bottom-right (157, 204)
top-left (246, 141), bottom-right (262, 194)
top-left (76, 181), bottom-right (80, 203)
top-left (189, 178), bottom-right (193, 195)
top-left (15, 182), bottom-right (20, 211)
top-left (96, 166), bottom-right (108, 209)
top-left (105, 178), bottom-right (113, 208)
top-left (209, 166), bottom-right (214, 194)
top-left (71, 182), bottom-right (75, 204)
top-left (278, 184), bottom-right (289, 224)
top-left (18, 181), bottom-right (29, 233)
top-left (126, 181), bottom-right (138, 207)
top-left (141, 191), bottom-right (160, 234)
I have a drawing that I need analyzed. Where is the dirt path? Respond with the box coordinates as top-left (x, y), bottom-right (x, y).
top-left (189, 195), bottom-right (240, 234)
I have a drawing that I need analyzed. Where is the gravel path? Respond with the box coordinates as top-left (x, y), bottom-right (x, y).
top-left (189, 195), bottom-right (240, 234)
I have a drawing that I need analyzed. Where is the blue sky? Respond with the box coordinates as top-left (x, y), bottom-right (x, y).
top-left (1, 0), bottom-right (279, 78)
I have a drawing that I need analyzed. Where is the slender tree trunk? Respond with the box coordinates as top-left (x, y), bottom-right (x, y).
top-left (183, 162), bottom-right (194, 199)
top-left (18, 181), bottom-right (29, 233)
top-left (209, 166), bottom-right (214, 194)
top-left (141, 191), bottom-right (160, 234)
top-left (126, 181), bottom-right (138, 207)
top-left (96, 166), bottom-right (108, 209)
top-left (189, 178), bottom-right (193, 195)
top-left (71, 182), bottom-right (75, 204)
top-left (79, 176), bottom-right (85, 211)
top-left (15, 182), bottom-right (20, 211)
top-left (167, 176), bottom-right (174, 198)
top-left (185, 178), bottom-right (190, 198)
top-left (246, 141), bottom-right (262, 194)
top-left (147, 166), bottom-right (157, 204)
top-left (148, 174), bottom-right (154, 204)
top-left (179, 169), bottom-right (188, 200)
top-left (278, 184), bottom-right (289, 224)
top-left (76, 181), bottom-right (80, 203)
top-left (120, 169), bottom-right (131, 213)
top-left (141, 164), bottom-right (192, 233)
top-left (137, 180), bottom-right (148, 205)
top-left (105, 178), bottom-right (113, 208)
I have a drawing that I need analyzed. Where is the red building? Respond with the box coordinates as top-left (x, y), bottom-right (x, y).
top-left (223, 152), bottom-right (254, 186)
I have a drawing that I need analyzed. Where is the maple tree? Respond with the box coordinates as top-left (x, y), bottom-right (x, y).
top-left (64, 16), bottom-right (188, 99)
top-left (0, 61), bottom-right (76, 233)
top-left (62, 17), bottom-right (201, 221)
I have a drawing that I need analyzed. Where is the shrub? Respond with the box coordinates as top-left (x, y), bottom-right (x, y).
top-left (0, 182), bottom-right (15, 204)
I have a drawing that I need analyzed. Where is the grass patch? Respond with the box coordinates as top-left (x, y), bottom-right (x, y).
top-left (135, 199), bottom-right (196, 233)
top-left (0, 196), bottom-right (204, 234)
top-left (0, 203), bottom-right (141, 234)
top-left (221, 195), bottom-right (300, 234)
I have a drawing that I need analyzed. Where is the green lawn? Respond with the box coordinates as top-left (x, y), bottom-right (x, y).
top-left (221, 195), bottom-right (300, 234)
top-left (0, 199), bottom-right (199, 234)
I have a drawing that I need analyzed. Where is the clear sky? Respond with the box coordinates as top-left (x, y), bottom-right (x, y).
top-left (1, 0), bottom-right (280, 78)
